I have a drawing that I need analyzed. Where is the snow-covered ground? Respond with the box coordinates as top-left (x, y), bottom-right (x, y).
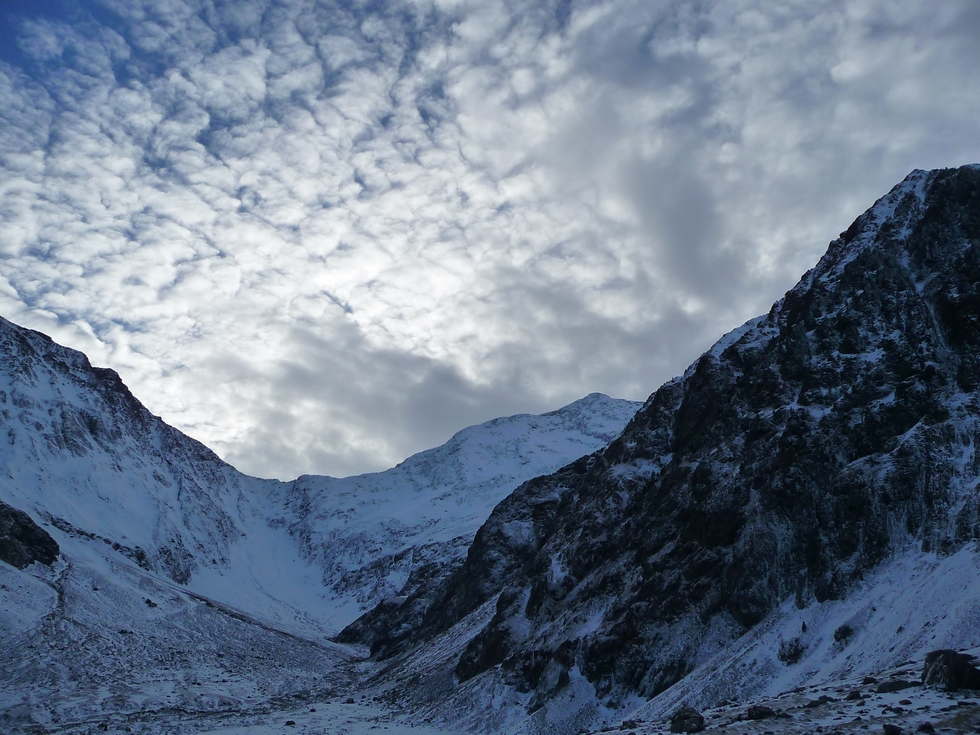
top-left (602, 652), bottom-right (980, 735)
top-left (0, 526), bottom-right (480, 734)
top-left (7, 534), bottom-right (980, 734)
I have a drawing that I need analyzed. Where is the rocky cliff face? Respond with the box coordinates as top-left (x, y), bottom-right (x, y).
top-left (0, 500), bottom-right (59, 569)
top-left (349, 165), bottom-right (980, 722)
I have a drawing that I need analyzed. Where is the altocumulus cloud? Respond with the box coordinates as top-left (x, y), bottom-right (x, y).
top-left (1, 0), bottom-right (979, 479)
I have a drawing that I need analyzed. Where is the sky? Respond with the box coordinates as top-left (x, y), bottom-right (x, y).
top-left (1, 0), bottom-right (979, 481)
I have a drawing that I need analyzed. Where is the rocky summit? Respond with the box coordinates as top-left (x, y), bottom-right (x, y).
top-left (342, 166), bottom-right (980, 731)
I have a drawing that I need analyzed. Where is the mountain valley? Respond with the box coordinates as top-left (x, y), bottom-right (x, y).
top-left (4, 166), bottom-right (980, 734)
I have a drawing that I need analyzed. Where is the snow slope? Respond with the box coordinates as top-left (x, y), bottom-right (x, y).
top-left (599, 644), bottom-right (980, 735)
top-left (636, 545), bottom-right (980, 721)
top-left (0, 316), bottom-right (639, 636)
top-left (275, 391), bottom-right (640, 616)
top-left (0, 314), bottom-right (639, 730)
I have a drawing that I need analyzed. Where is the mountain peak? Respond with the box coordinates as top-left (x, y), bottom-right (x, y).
top-left (345, 164), bottom-right (980, 730)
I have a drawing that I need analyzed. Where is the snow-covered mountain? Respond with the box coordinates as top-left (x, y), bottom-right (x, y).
top-left (0, 317), bottom-right (639, 731)
top-left (8, 164), bottom-right (980, 735)
top-left (272, 391), bottom-right (642, 628)
top-left (345, 165), bottom-right (980, 733)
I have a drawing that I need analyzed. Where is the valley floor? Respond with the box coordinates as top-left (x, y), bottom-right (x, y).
top-left (2, 698), bottom-right (460, 735)
top-left (0, 541), bottom-right (464, 735)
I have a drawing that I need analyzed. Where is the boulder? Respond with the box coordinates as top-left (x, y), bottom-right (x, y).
top-left (922, 650), bottom-right (980, 691)
top-left (876, 680), bottom-right (914, 694)
top-left (670, 706), bottom-right (705, 733)
top-left (806, 695), bottom-right (836, 708)
top-left (745, 704), bottom-right (777, 720)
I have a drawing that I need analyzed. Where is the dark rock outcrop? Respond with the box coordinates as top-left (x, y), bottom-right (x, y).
top-left (344, 165), bottom-right (980, 712)
top-left (669, 706), bottom-right (704, 733)
top-left (0, 501), bottom-right (59, 569)
top-left (745, 704), bottom-right (778, 720)
top-left (876, 680), bottom-right (915, 694)
top-left (922, 649), bottom-right (980, 691)
top-left (806, 695), bottom-right (836, 708)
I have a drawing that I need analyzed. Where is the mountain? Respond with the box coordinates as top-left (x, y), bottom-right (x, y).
top-left (0, 316), bottom-right (639, 732)
top-left (8, 165), bottom-right (980, 735)
top-left (344, 165), bottom-right (980, 733)
top-left (271, 390), bottom-right (642, 626)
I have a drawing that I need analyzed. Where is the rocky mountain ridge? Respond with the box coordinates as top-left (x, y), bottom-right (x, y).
top-left (342, 165), bottom-right (980, 733)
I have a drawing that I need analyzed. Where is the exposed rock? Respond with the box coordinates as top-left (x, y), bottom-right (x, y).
top-left (921, 649), bottom-right (980, 691)
top-left (778, 637), bottom-right (806, 665)
top-left (670, 706), bottom-right (705, 733)
top-left (846, 690), bottom-right (863, 701)
top-left (806, 695), bottom-right (837, 708)
top-left (876, 680), bottom-right (915, 694)
top-left (745, 704), bottom-right (778, 720)
top-left (882, 724), bottom-right (902, 735)
top-left (0, 501), bottom-right (59, 569)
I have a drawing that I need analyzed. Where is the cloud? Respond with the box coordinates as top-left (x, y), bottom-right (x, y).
top-left (1, 0), bottom-right (979, 479)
